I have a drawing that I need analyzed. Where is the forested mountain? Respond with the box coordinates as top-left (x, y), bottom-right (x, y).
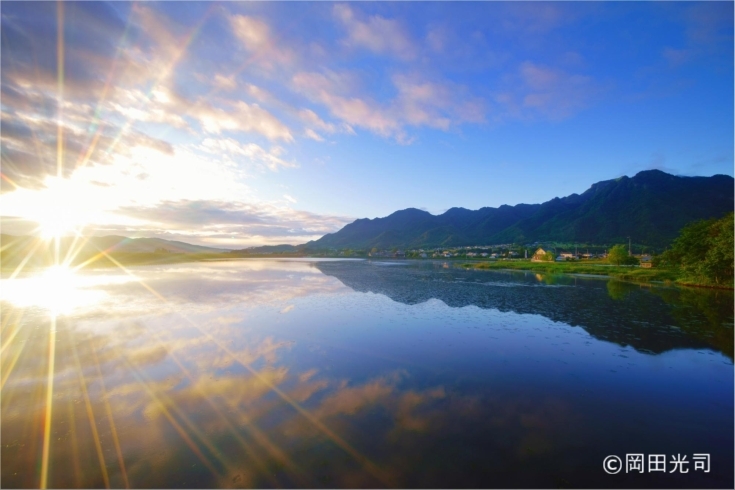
top-left (305, 170), bottom-right (734, 249)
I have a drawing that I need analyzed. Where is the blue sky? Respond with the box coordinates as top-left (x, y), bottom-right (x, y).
top-left (1, 1), bottom-right (732, 246)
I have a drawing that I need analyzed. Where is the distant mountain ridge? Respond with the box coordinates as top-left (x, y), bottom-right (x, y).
top-left (1, 234), bottom-right (229, 256)
top-left (0, 234), bottom-right (231, 270)
top-left (305, 170), bottom-right (734, 250)
top-left (88, 236), bottom-right (229, 253)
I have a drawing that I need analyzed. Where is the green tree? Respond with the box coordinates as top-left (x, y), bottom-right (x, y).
top-left (699, 212), bottom-right (734, 285)
top-left (543, 251), bottom-right (555, 262)
top-left (607, 244), bottom-right (629, 266)
top-left (661, 212), bottom-right (734, 285)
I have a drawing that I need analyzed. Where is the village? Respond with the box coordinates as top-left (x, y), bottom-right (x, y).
top-left (358, 244), bottom-right (653, 266)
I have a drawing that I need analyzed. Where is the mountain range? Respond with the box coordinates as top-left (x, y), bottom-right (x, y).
top-left (3, 170), bottom-right (732, 260)
top-left (297, 170), bottom-right (733, 251)
top-left (0, 235), bottom-right (228, 269)
top-left (1, 235), bottom-right (226, 254)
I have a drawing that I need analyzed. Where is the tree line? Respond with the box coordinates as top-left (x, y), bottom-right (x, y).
top-left (656, 212), bottom-right (734, 286)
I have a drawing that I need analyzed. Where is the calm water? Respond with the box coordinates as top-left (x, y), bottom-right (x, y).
top-left (1, 259), bottom-right (733, 488)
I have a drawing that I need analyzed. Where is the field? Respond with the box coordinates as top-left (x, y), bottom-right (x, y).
top-left (461, 259), bottom-right (692, 286)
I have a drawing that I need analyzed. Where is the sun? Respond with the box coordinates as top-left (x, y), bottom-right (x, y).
top-left (19, 179), bottom-right (94, 240)
top-left (35, 210), bottom-right (87, 240)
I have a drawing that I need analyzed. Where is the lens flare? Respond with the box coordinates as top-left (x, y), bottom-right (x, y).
top-left (1, 265), bottom-right (105, 316)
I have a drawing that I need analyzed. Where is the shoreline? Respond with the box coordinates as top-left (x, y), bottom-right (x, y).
top-left (457, 260), bottom-right (734, 291)
top-left (3, 254), bottom-right (733, 291)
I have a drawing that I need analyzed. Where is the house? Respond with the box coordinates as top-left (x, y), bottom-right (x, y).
top-left (420, 253), bottom-right (428, 258)
top-left (640, 254), bottom-right (653, 268)
top-left (531, 248), bottom-right (548, 262)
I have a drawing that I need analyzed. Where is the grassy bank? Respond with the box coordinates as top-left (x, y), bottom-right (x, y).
top-left (459, 259), bottom-right (732, 288)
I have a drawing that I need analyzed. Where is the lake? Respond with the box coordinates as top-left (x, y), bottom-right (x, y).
top-left (1, 259), bottom-right (732, 488)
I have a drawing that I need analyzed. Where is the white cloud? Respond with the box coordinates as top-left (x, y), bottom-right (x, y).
top-left (298, 109), bottom-right (337, 134)
top-left (0, 141), bottom-right (252, 224)
top-left (190, 100), bottom-right (294, 142)
top-left (111, 84), bottom-right (294, 142)
top-left (228, 14), bottom-right (295, 69)
top-left (297, 108), bottom-right (352, 141)
top-left (293, 71), bottom-right (401, 138)
top-left (392, 75), bottom-right (452, 129)
top-left (292, 71), bottom-right (485, 142)
top-left (213, 74), bottom-right (237, 91)
top-left (333, 4), bottom-right (417, 60)
top-left (0, 103), bottom-right (175, 191)
top-left (303, 128), bottom-right (325, 142)
top-left (492, 61), bottom-right (600, 121)
top-left (111, 199), bottom-right (353, 247)
top-left (110, 87), bottom-right (190, 130)
top-left (0, 3), bottom-right (314, 249)
top-left (244, 83), bottom-right (276, 104)
top-left (499, 2), bottom-right (566, 35)
top-left (521, 62), bottom-right (595, 117)
top-left (198, 137), bottom-right (296, 171)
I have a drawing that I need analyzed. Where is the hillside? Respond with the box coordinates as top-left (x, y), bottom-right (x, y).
top-left (229, 244), bottom-right (305, 255)
top-left (305, 170), bottom-right (734, 250)
top-left (1, 234), bottom-right (229, 269)
top-left (1, 234), bottom-right (227, 254)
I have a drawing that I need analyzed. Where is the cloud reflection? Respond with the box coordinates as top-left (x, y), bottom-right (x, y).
top-left (2, 259), bottom-right (732, 488)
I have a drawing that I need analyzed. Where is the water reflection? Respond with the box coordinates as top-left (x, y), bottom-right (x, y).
top-left (316, 260), bottom-right (734, 358)
top-left (2, 259), bottom-right (732, 488)
top-left (1, 265), bottom-right (134, 315)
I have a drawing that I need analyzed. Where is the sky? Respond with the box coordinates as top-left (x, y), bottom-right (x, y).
top-left (0, 1), bottom-right (733, 248)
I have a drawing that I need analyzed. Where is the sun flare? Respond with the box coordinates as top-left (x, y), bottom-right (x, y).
top-left (32, 188), bottom-right (91, 240)
top-left (35, 211), bottom-right (87, 240)
top-left (1, 265), bottom-right (105, 316)
top-left (0, 176), bottom-right (96, 240)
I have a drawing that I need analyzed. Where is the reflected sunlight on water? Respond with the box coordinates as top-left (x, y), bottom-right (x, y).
top-left (0, 265), bottom-right (134, 316)
top-left (1, 259), bottom-right (732, 488)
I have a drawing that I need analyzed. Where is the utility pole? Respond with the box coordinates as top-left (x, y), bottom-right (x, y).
top-left (628, 236), bottom-right (631, 256)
